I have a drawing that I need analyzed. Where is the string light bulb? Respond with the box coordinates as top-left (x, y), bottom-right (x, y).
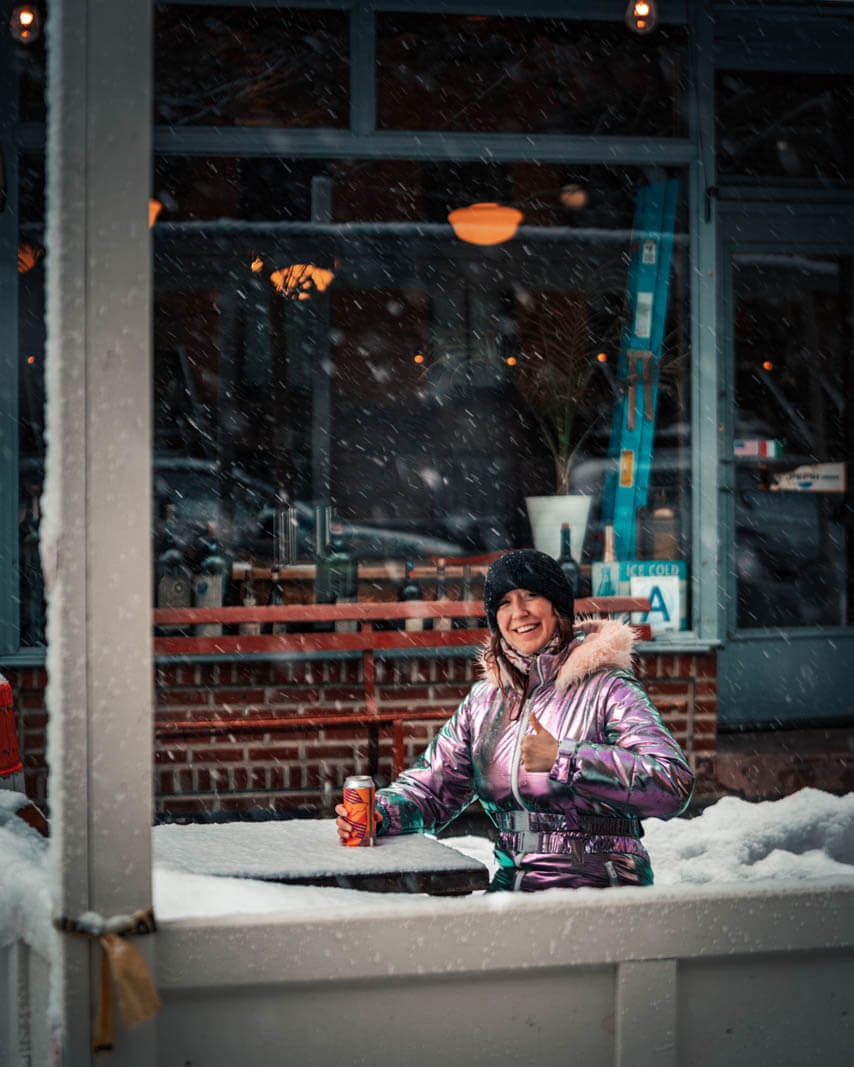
top-left (625, 0), bottom-right (657, 35)
top-left (10, 5), bottom-right (42, 44)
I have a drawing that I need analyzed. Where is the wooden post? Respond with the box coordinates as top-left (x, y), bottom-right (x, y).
top-left (45, 0), bottom-right (155, 1062)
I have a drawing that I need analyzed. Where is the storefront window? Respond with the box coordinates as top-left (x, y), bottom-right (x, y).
top-left (717, 70), bottom-right (854, 182)
top-left (732, 252), bottom-right (854, 629)
top-left (154, 4), bottom-right (350, 128)
top-left (153, 157), bottom-right (691, 613)
top-left (376, 13), bottom-right (690, 137)
top-left (17, 155), bottom-right (46, 647)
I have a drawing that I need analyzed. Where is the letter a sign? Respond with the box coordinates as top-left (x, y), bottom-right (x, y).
top-left (630, 575), bottom-right (680, 635)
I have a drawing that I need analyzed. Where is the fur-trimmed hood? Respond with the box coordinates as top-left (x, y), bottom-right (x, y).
top-left (480, 618), bottom-right (638, 693)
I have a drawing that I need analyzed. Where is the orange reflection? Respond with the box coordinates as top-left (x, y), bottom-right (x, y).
top-left (17, 243), bottom-right (43, 273)
top-left (270, 264), bottom-right (335, 300)
top-left (447, 203), bottom-right (523, 246)
top-left (11, 5), bottom-right (40, 43)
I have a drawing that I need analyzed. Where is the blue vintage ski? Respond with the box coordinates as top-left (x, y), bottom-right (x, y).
top-left (601, 179), bottom-right (679, 558)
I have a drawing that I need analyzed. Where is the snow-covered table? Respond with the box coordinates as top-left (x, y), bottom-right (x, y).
top-left (153, 819), bottom-right (490, 895)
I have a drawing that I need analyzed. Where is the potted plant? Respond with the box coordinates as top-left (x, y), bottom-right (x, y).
top-left (425, 267), bottom-right (681, 561)
top-left (511, 283), bottom-right (623, 560)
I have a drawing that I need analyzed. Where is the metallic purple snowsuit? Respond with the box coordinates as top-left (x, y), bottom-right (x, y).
top-left (375, 619), bottom-right (694, 891)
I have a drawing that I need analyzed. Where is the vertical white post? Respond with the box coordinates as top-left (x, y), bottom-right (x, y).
top-left (44, 1), bottom-right (154, 1063)
top-left (615, 959), bottom-right (678, 1067)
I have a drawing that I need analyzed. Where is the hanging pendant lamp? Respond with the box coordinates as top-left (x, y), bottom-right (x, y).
top-left (447, 202), bottom-right (523, 246)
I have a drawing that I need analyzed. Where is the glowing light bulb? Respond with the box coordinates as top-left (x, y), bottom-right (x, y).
top-left (596, 352), bottom-right (608, 363)
top-left (10, 5), bottom-right (42, 44)
top-left (762, 360), bottom-right (774, 372)
top-left (413, 353), bottom-right (425, 364)
top-left (625, 0), bottom-right (657, 35)
top-left (506, 356), bottom-right (517, 367)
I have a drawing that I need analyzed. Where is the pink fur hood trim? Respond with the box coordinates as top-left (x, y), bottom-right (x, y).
top-left (480, 618), bottom-right (638, 692)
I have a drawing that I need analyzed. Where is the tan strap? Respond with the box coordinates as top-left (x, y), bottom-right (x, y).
top-left (55, 906), bottom-right (160, 1054)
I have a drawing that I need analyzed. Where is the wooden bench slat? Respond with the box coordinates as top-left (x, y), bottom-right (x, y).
top-left (152, 595), bottom-right (653, 776)
top-left (153, 596), bottom-right (650, 627)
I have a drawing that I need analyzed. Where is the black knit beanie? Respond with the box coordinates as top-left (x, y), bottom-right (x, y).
top-left (483, 549), bottom-right (574, 632)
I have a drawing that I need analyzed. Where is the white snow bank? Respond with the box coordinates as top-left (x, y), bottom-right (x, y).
top-left (645, 786), bottom-right (854, 885)
top-left (0, 794), bottom-right (53, 956)
top-left (2, 789), bottom-right (854, 938)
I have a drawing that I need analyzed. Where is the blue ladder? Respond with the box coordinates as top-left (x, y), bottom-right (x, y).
top-left (602, 180), bottom-right (679, 559)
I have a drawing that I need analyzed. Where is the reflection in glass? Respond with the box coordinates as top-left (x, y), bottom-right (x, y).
top-left (18, 156), bottom-right (47, 647)
top-left (376, 14), bottom-right (689, 136)
top-left (733, 253), bottom-right (854, 628)
top-left (154, 4), bottom-right (349, 128)
top-left (153, 159), bottom-right (691, 612)
top-left (717, 71), bottom-right (854, 182)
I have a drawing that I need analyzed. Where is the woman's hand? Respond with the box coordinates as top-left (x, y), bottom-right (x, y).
top-left (520, 712), bottom-right (559, 773)
top-left (335, 803), bottom-right (382, 844)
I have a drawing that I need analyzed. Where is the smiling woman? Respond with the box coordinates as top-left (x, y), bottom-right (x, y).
top-left (336, 549), bottom-right (694, 892)
top-left (495, 588), bottom-right (558, 657)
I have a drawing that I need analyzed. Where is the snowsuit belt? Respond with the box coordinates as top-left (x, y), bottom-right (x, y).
top-left (494, 809), bottom-right (643, 839)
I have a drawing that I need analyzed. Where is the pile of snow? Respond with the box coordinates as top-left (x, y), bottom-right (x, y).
top-left (645, 788), bottom-right (854, 886)
top-left (2, 788), bottom-right (854, 937)
top-left (0, 793), bottom-right (52, 955)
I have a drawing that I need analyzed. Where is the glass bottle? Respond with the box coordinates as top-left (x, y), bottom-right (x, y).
top-left (238, 561), bottom-right (261, 636)
top-left (603, 523), bottom-right (616, 562)
top-left (595, 524), bottom-right (617, 597)
top-left (315, 521), bottom-right (358, 631)
top-left (156, 502), bottom-right (191, 634)
top-left (193, 523), bottom-right (229, 636)
top-left (398, 559), bottom-right (424, 631)
top-left (268, 568), bottom-right (288, 634)
top-left (558, 522), bottom-right (581, 597)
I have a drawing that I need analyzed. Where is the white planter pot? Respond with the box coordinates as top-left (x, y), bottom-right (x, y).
top-left (525, 494), bottom-right (592, 561)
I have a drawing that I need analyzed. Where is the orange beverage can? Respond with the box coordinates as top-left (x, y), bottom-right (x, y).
top-left (342, 775), bottom-right (375, 847)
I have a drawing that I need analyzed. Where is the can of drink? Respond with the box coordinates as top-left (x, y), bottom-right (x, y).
top-left (342, 775), bottom-right (376, 847)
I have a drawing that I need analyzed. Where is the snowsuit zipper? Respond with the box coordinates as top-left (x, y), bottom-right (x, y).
top-left (509, 658), bottom-right (546, 812)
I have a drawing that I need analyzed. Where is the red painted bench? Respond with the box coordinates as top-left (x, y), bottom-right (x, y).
top-left (153, 597), bottom-right (651, 777)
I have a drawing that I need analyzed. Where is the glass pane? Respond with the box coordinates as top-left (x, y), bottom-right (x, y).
top-left (376, 13), bottom-right (690, 136)
top-left (153, 158), bottom-right (691, 618)
top-left (732, 252), bottom-right (854, 628)
top-left (18, 155), bottom-right (47, 647)
top-left (154, 5), bottom-right (349, 128)
top-left (717, 70), bottom-right (854, 182)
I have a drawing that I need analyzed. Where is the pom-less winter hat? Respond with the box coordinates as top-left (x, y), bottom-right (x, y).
top-left (483, 549), bottom-right (574, 632)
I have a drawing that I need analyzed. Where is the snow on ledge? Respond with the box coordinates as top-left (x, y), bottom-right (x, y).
top-left (2, 788), bottom-right (854, 950)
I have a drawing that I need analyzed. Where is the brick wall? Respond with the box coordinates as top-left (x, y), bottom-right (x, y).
top-left (636, 651), bottom-right (719, 801)
top-left (153, 655), bottom-right (480, 819)
top-left (2, 652), bottom-right (718, 820)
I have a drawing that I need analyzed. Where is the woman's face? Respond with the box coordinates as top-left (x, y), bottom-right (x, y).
top-left (495, 588), bottom-right (557, 655)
